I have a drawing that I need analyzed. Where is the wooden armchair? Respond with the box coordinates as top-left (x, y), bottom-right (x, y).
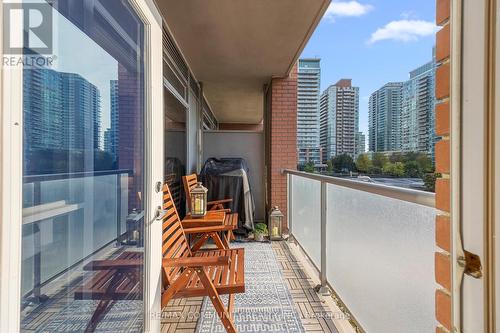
top-left (182, 174), bottom-right (238, 243)
top-left (161, 183), bottom-right (245, 332)
top-left (183, 174), bottom-right (232, 212)
top-left (74, 184), bottom-right (245, 333)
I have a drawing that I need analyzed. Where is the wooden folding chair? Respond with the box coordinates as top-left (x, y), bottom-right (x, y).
top-left (74, 251), bottom-right (143, 333)
top-left (183, 174), bottom-right (232, 212)
top-left (161, 183), bottom-right (245, 333)
top-left (182, 174), bottom-right (238, 242)
top-left (73, 184), bottom-right (245, 333)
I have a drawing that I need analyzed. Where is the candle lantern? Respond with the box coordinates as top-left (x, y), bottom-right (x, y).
top-left (190, 182), bottom-right (208, 217)
top-left (268, 206), bottom-right (283, 240)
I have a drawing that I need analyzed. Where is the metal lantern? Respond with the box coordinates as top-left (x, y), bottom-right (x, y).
top-left (190, 182), bottom-right (208, 217)
top-left (268, 206), bottom-right (284, 240)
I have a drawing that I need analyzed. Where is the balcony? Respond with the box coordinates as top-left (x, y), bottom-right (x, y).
top-left (19, 168), bottom-right (435, 333)
top-left (6, 0), bottom-right (445, 332)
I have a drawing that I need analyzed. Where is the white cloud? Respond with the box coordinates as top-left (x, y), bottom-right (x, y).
top-left (368, 20), bottom-right (438, 44)
top-left (400, 10), bottom-right (418, 20)
top-left (324, 1), bottom-right (374, 21)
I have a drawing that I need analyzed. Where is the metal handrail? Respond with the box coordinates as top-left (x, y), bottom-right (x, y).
top-left (23, 169), bottom-right (133, 183)
top-left (282, 169), bottom-right (435, 208)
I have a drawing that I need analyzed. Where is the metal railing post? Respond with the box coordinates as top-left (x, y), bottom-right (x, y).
top-left (287, 173), bottom-right (294, 242)
top-left (319, 181), bottom-right (330, 295)
top-left (116, 173), bottom-right (122, 246)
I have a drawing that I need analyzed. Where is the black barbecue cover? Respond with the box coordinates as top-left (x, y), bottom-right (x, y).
top-left (200, 158), bottom-right (255, 233)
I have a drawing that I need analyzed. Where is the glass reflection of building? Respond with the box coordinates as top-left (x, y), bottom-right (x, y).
top-left (23, 67), bottom-right (102, 174)
top-left (20, 1), bottom-right (146, 331)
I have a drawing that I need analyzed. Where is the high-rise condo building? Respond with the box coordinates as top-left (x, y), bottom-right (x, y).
top-left (105, 79), bottom-right (119, 160)
top-left (401, 60), bottom-right (436, 157)
top-left (368, 82), bottom-right (404, 152)
top-left (297, 58), bottom-right (321, 165)
top-left (320, 79), bottom-right (360, 161)
top-left (368, 52), bottom-right (436, 160)
top-left (23, 67), bottom-right (102, 154)
top-left (355, 131), bottom-right (366, 157)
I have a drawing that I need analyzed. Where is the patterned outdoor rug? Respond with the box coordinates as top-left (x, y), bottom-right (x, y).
top-left (196, 242), bottom-right (306, 333)
top-left (27, 299), bottom-right (143, 333)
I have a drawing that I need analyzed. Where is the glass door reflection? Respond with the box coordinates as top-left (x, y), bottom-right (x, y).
top-left (21, 1), bottom-right (145, 332)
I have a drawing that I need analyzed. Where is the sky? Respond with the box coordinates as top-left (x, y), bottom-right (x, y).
top-left (300, 0), bottom-right (437, 141)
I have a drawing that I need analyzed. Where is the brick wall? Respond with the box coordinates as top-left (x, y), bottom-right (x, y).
top-left (117, 64), bottom-right (143, 212)
top-left (434, 0), bottom-right (451, 332)
top-left (268, 64), bottom-right (298, 231)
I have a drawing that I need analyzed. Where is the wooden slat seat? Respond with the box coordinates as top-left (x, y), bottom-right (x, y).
top-left (74, 252), bottom-right (142, 301)
top-left (73, 251), bottom-right (143, 332)
top-left (223, 213), bottom-right (238, 230)
top-left (168, 248), bottom-right (244, 298)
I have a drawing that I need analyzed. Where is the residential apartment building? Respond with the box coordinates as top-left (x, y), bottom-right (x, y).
top-left (319, 85), bottom-right (335, 162)
top-left (105, 79), bottom-right (119, 160)
top-left (401, 60), bottom-right (436, 157)
top-left (23, 67), bottom-right (101, 171)
top-left (297, 58), bottom-right (321, 165)
top-left (368, 82), bottom-right (403, 152)
top-left (369, 53), bottom-right (436, 159)
top-left (320, 79), bottom-right (359, 161)
top-left (355, 131), bottom-right (366, 156)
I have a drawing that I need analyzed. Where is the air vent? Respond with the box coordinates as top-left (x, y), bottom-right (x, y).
top-left (202, 98), bottom-right (218, 130)
top-left (162, 27), bottom-right (188, 81)
top-left (189, 74), bottom-right (200, 97)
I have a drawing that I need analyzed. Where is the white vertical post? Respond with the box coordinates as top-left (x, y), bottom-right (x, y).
top-left (287, 173), bottom-right (293, 238)
top-left (319, 181), bottom-right (330, 295)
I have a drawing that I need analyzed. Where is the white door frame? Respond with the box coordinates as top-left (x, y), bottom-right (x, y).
top-left (456, 0), bottom-right (498, 332)
top-left (130, 1), bottom-right (164, 332)
top-left (0, 1), bottom-right (24, 331)
top-left (0, 1), bottom-right (164, 332)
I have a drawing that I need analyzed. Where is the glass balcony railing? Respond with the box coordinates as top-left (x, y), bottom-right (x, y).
top-left (284, 169), bottom-right (436, 333)
top-left (21, 170), bottom-right (133, 299)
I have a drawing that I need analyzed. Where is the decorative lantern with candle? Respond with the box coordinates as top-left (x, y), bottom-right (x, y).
top-left (268, 206), bottom-right (283, 240)
top-left (190, 182), bottom-right (208, 217)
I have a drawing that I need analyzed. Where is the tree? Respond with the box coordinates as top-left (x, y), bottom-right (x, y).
top-left (356, 154), bottom-right (372, 173)
top-left (422, 172), bottom-right (439, 192)
top-left (303, 161), bottom-right (315, 173)
top-left (368, 165), bottom-right (382, 174)
top-left (332, 154), bottom-right (355, 173)
top-left (382, 162), bottom-right (393, 175)
top-left (389, 152), bottom-right (404, 164)
top-left (326, 160), bottom-right (333, 173)
top-left (372, 152), bottom-right (389, 169)
top-left (416, 153), bottom-right (433, 173)
top-left (383, 161), bottom-right (405, 177)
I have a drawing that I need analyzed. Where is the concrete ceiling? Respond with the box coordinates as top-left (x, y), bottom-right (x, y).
top-left (156, 0), bottom-right (329, 124)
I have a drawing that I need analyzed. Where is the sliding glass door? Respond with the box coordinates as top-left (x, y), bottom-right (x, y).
top-left (19, 1), bottom-right (149, 331)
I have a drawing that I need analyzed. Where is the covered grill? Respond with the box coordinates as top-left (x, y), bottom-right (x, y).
top-left (200, 158), bottom-right (255, 233)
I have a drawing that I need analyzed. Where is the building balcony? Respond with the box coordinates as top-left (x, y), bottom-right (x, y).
top-left (19, 169), bottom-right (435, 333)
top-left (4, 0), bottom-right (456, 332)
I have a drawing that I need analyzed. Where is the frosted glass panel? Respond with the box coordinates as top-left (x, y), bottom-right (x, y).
top-left (21, 172), bottom-right (129, 296)
top-left (291, 175), bottom-right (321, 267)
top-left (326, 184), bottom-right (436, 333)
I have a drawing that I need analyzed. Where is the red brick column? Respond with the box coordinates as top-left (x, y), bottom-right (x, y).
top-left (117, 64), bottom-right (143, 212)
top-left (268, 64), bottom-right (297, 231)
top-left (434, 0), bottom-right (452, 332)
